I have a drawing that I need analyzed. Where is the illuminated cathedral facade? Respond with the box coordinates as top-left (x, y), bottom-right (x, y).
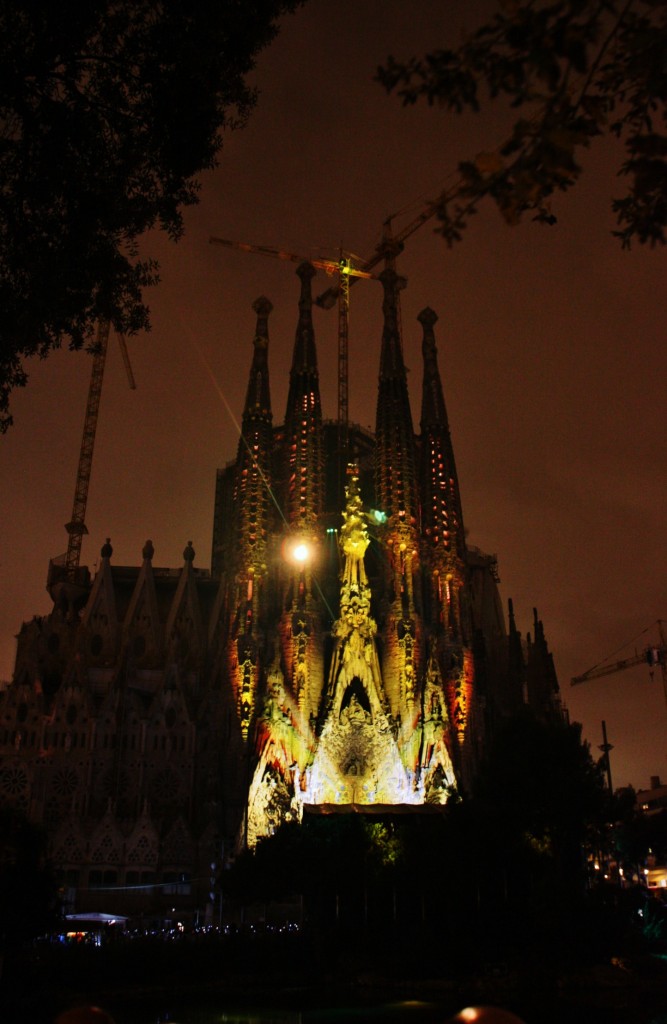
top-left (0, 263), bottom-right (562, 916)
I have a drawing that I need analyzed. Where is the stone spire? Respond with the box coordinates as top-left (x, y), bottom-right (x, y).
top-left (234, 296), bottom-right (274, 579)
top-left (526, 607), bottom-right (561, 720)
top-left (506, 597), bottom-right (527, 712)
top-left (418, 306), bottom-right (466, 567)
top-left (375, 268), bottom-right (419, 533)
top-left (283, 261), bottom-right (323, 529)
top-left (417, 306), bottom-right (476, 778)
top-left (229, 297), bottom-right (276, 740)
top-left (374, 268), bottom-right (421, 718)
top-left (242, 295), bottom-right (273, 418)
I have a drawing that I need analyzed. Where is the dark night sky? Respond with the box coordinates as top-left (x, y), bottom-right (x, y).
top-left (0, 0), bottom-right (665, 791)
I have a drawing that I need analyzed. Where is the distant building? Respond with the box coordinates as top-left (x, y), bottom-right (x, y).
top-left (0, 263), bottom-right (563, 917)
top-left (636, 776), bottom-right (667, 815)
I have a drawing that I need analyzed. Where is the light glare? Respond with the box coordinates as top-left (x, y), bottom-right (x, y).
top-left (293, 542), bottom-right (308, 563)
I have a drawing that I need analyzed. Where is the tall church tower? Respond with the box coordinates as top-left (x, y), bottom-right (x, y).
top-left (417, 306), bottom-right (477, 781)
top-left (374, 268), bottom-right (422, 728)
top-left (276, 261), bottom-right (325, 725)
top-left (227, 296), bottom-right (274, 741)
top-left (0, 261), bottom-right (565, 904)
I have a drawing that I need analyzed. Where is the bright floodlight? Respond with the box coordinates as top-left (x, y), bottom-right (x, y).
top-left (292, 542), bottom-right (309, 563)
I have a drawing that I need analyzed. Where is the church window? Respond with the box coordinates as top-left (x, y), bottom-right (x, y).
top-left (133, 635), bottom-right (146, 658)
top-left (89, 870), bottom-right (103, 888)
top-left (90, 634), bottom-right (103, 657)
top-left (47, 633), bottom-right (60, 654)
top-left (17, 702), bottom-right (27, 723)
top-left (53, 768), bottom-right (78, 798)
top-left (66, 704), bottom-right (78, 726)
top-left (0, 765), bottom-right (29, 799)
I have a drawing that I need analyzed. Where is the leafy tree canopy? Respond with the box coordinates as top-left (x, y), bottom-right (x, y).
top-left (0, 0), bottom-right (301, 430)
top-left (377, 0), bottom-right (667, 248)
top-left (471, 709), bottom-right (606, 873)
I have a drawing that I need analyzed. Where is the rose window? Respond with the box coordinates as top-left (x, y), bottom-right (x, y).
top-left (0, 765), bottom-right (29, 798)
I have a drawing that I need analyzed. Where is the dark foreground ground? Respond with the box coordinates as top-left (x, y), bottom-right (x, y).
top-left (3, 928), bottom-right (667, 1024)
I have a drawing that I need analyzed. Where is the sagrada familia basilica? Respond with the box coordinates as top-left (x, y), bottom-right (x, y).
top-left (0, 260), bottom-right (563, 917)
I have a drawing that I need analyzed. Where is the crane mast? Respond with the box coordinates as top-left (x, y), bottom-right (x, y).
top-left (58, 322), bottom-right (135, 581)
top-left (64, 320), bottom-right (110, 575)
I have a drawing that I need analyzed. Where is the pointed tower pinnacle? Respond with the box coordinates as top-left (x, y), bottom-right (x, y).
top-left (526, 607), bottom-right (561, 720)
top-left (243, 295), bottom-right (273, 417)
top-left (506, 596), bottom-right (527, 711)
top-left (234, 296), bottom-right (274, 580)
top-left (375, 268), bottom-right (421, 718)
top-left (290, 261), bottom-right (318, 374)
top-left (228, 297), bottom-right (276, 740)
top-left (417, 306), bottom-right (475, 768)
top-left (375, 268), bottom-right (418, 532)
top-left (418, 306), bottom-right (466, 567)
top-left (283, 261), bottom-right (323, 530)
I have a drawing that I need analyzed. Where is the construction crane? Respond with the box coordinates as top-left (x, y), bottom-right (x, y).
top-left (208, 236), bottom-right (377, 450)
top-left (571, 620), bottom-right (667, 707)
top-left (312, 198), bottom-right (443, 360)
top-left (63, 321), bottom-right (136, 579)
top-left (312, 206), bottom-right (438, 318)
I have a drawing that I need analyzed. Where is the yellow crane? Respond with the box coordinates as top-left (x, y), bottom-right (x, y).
top-left (63, 321), bottom-right (136, 579)
top-left (571, 620), bottom-right (667, 707)
top-left (312, 198), bottom-right (443, 358)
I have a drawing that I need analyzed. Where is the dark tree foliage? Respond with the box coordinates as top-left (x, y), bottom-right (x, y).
top-left (0, 0), bottom-right (300, 430)
top-left (471, 710), bottom-right (607, 894)
top-left (377, 1), bottom-right (667, 248)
